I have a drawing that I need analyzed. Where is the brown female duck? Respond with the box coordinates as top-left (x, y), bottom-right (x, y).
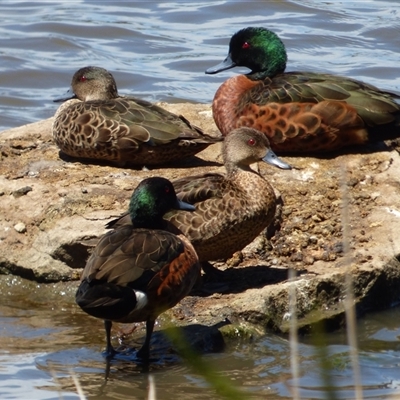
top-left (53, 66), bottom-right (220, 165)
top-left (76, 177), bottom-right (200, 359)
top-left (107, 127), bottom-right (291, 269)
top-left (206, 27), bottom-right (400, 153)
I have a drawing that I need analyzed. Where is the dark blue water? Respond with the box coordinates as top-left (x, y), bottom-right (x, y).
top-left (1, 1), bottom-right (400, 399)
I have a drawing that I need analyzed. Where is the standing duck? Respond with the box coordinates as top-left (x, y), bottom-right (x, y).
top-left (53, 66), bottom-right (220, 166)
top-left (107, 127), bottom-right (291, 271)
top-left (75, 177), bottom-right (200, 359)
top-left (206, 27), bottom-right (400, 153)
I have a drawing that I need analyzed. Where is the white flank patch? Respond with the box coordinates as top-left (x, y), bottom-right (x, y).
top-left (135, 291), bottom-right (148, 310)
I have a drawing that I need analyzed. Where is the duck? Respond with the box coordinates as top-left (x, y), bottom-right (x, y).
top-left (205, 27), bottom-right (400, 153)
top-left (75, 177), bottom-right (200, 359)
top-left (53, 66), bottom-right (221, 166)
top-left (106, 127), bottom-right (291, 272)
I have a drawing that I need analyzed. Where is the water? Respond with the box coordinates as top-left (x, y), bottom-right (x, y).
top-left (1, 276), bottom-right (400, 399)
top-left (1, 1), bottom-right (400, 398)
top-left (1, 1), bottom-right (399, 131)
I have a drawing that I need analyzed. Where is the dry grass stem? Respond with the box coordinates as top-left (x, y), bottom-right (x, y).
top-left (340, 164), bottom-right (363, 400)
top-left (288, 268), bottom-right (300, 400)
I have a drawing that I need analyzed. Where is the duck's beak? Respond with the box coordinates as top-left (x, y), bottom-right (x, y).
top-left (53, 87), bottom-right (77, 103)
top-left (263, 149), bottom-right (292, 170)
top-left (205, 54), bottom-right (236, 74)
top-left (175, 199), bottom-right (196, 211)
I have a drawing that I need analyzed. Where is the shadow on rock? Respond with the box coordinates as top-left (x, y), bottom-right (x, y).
top-left (57, 151), bottom-right (222, 169)
top-left (277, 139), bottom-right (399, 161)
top-left (193, 264), bottom-right (307, 296)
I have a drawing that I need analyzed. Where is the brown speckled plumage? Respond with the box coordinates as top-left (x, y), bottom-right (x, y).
top-left (107, 128), bottom-right (291, 263)
top-left (53, 66), bottom-right (220, 165)
top-left (206, 27), bottom-right (400, 153)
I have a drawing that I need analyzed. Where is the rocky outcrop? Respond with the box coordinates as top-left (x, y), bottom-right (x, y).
top-left (1, 103), bottom-right (400, 336)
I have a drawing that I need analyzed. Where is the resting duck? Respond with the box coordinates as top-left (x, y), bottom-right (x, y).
top-left (205, 27), bottom-right (400, 153)
top-left (53, 66), bottom-right (220, 165)
top-left (75, 177), bottom-right (200, 359)
top-left (107, 127), bottom-right (291, 270)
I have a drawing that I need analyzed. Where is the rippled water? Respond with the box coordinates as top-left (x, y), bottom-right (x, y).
top-left (1, 276), bottom-right (400, 400)
top-left (1, 1), bottom-right (399, 131)
top-left (1, 1), bottom-right (400, 399)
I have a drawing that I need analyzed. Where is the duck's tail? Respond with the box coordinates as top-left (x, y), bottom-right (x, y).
top-left (75, 279), bottom-right (135, 320)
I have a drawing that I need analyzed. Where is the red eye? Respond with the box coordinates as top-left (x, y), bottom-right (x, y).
top-left (248, 138), bottom-right (256, 146)
top-left (79, 75), bottom-right (87, 82)
top-left (164, 185), bottom-right (170, 193)
top-left (242, 42), bottom-right (250, 49)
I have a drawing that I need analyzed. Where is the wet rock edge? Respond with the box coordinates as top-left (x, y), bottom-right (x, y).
top-left (1, 103), bottom-right (400, 351)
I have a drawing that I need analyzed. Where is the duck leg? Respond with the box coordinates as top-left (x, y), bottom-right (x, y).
top-left (136, 318), bottom-right (155, 359)
top-left (201, 261), bottom-right (225, 279)
top-left (104, 319), bottom-right (116, 357)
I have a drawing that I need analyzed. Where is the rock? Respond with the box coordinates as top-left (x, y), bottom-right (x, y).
top-left (1, 104), bottom-right (400, 340)
top-left (12, 186), bottom-right (33, 198)
top-left (13, 222), bottom-right (26, 233)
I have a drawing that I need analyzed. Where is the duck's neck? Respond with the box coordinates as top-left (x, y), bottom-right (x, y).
top-left (129, 195), bottom-right (165, 230)
top-left (224, 160), bottom-right (258, 177)
top-left (131, 213), bottom-right (165, 230)
top-left (225, 162), bottom-right (274, 204)
top-left (246, 70), bottom-right (279, 81)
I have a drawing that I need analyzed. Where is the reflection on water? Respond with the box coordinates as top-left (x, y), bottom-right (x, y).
top-left (1, 0), bottom-right (400, 398)
top-left (0, 275), bottom-right (400, 399)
